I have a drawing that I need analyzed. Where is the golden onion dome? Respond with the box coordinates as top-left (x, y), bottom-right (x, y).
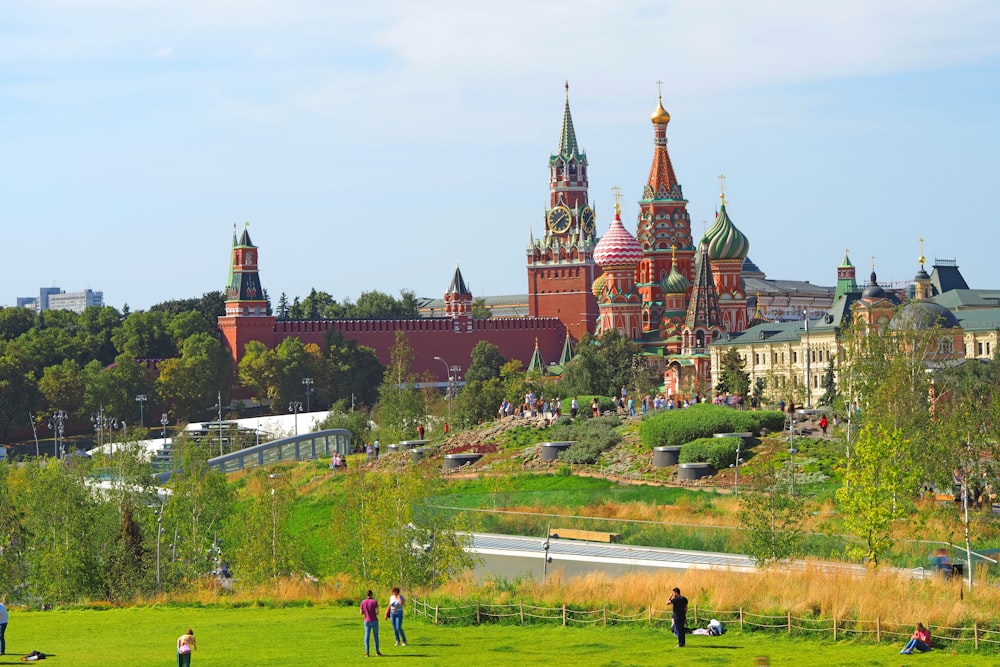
top-left (651, 96), bottom-right (671, 125)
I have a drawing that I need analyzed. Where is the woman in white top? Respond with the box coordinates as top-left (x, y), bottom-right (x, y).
top-left (386, 586), bottom-right (407, 646)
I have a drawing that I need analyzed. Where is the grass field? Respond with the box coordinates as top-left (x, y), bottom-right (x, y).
top-left (4, 604), bottom-right (998, 666)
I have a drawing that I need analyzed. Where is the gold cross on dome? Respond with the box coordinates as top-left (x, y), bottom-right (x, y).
top-left (718, 174), bottom-right (727, 206)
top-left (656, 80), bottom-right (663, 98)
top-left (612, 185), bottom-right (622, 215)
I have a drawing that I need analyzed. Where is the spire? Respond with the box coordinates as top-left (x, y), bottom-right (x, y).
top-left (528, 337), bottom-right (546, 374)
top-left (834, 248), bottom-right (858, 302)
top-left (558, 332), bottom-right (574, 366)
top-left (643, 86), bottom-right (681, 201)
top-left (447, 263), bottom-right (471, 295)
top-left (557, 81), bottom-right (579, 159)
top-left (684, 241), bottom-right (723, 330)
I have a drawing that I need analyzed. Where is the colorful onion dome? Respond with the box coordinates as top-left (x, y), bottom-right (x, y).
top-left (594, 204), bottom-right (643, 267)
top-left (660, 247), bottom-right (689, 294)
top-left (591, 274), bottom-right (606, 297)
top-left (651, 95), bottom-right (671, 125)
top-left (704, 200), bottom-right (749, 261)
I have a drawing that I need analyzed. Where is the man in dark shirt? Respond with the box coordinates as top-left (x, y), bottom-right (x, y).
top-left (667, 587), bottom-right (688, 647)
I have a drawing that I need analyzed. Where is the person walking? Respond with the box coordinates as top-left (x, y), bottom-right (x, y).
top-left (0, 600), bottom-right (8, 656)
top-left (361, 589), bottom-right (382, 657)
top-left (667, 587), bottom-right (688, 648)
top-left (386, 586), bottom-right (408, 647)
top-left (176, 628), bottom-right (196, 667)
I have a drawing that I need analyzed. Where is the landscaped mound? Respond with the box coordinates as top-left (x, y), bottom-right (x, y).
top-left (638, 404), bottom-right (784, 448)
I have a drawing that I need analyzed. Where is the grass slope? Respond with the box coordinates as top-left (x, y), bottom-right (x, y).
top-left (5, 605), bottom-right (995, 667)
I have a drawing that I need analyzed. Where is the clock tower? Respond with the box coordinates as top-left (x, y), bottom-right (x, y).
top-left (527, 83), bottom-right (599, 341)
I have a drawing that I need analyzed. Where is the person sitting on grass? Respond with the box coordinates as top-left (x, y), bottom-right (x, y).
top-left (900, 622), bottom-right (931, 654)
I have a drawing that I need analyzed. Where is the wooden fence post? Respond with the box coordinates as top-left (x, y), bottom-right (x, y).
top-left (603, 605), bottom-right (607, 627)
top-left (649, 606), bottom-right (653, 625)
top-left (787, 611), bottom-right (792, 634)
top-left (693, 603), bottom-right (698, 625)
top-left (435, 605), bottom-right (439, 625)
top-left (876, 617), bottom-right (881, 644)
top-left (519, 601), bottom-right (524, 624)
top-left (562, 604), bottom-right (567, 627)
top-left (975, 623), bottom-right (979, 649)
top-left (833, 616), bottom-right (837, 642)
top-left (476, 605), bottom-right (481, 625)
top-left (740, 608), bottom-right (744, 631)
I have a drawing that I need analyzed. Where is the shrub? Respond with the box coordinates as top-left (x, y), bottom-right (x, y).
top-left (679, 436), bottom-right (741, 469)
top-left (552, 416), bottom-right (622, 465)
top-left (639, 404), bottom-right (784, 448)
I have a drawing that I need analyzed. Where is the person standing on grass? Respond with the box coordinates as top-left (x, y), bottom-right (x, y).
top-left (0, 600), bottom-right (8, 656)
top-left (667, 587), bottom-right (688, 648)
top-left (176, 628), bottom-right (196, 667)
top-left (386, 586), bottom-right (408, 647)
top-left (900, 622), bottom-right (931, 654)
top-left (361, 590), bottom-right (382, 657)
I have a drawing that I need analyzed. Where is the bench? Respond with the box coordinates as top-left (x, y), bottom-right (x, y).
top-left (548, 527), bottom-right (620, 543)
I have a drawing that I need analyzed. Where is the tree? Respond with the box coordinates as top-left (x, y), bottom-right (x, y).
top-left (112, 310), bottom-right (176, 359)
top-left (373, 332), bottom-right (426, 442)
top-left (0, 307), bottom-right (35, 341)
top-left (323, 331), bottom-right (383, 408)
top-left (738, 459), bottom-right (806, 566)
top-left (471, 298), bottom-right (492, 319)
top-left (836, 423), bottom-right (923, 564)
top-left (157, 333), bottom-right (231, 420)
top-left (818, 359), bottom-right (837, 407)
top-left (227, 467), bottom-right (300, 585)
top-left (559, 330), bottom-right (648, 397)
top-left (715, 347), bottom-right (751, 398)
top-left (39, 359), bottom-right (86, 417)
top-left (465, 341), bottom-right (505, 383)
top-left (276, 293), bottom-right (290, 320)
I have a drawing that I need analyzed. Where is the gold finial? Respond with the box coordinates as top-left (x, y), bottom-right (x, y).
top-left (565, 80), bottom-right (569, 99)
top-left (845, 247), bottom-right (849, 256)
top-left (612, 185), bottom-right (622, 216)
top-left (651, 81), bottom-right (671, 124)
top-left (670, 244), bottom-right (676, 261)
top-left (871, 256), bottom-right (875, 271)
top-left (718, 174), bottom-right (727, 206)
top-left (918, 236), bottom-right (926, 269)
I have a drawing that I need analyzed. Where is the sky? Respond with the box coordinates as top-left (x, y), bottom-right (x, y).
top-left (2, 1), bottom-right (999, 311)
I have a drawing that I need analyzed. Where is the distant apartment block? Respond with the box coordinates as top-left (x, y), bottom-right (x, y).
top-left (17, 287), bottom-right (104, 314)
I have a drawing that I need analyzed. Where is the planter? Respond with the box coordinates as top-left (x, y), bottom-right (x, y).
top-left (442, 453), bottom-right (482, 470)
top-left (713, 432), bottom-right (754, 446)
top-left (539, 441), bottom-right (575, 462)
top-left (409, 446), bottom-right (434, 463)
top-left (398, 439), bottom-right (431, 450)
top-left (678, 462), bottom-right (716, 481)
top-left (652, 446), bottom-right (682, 467)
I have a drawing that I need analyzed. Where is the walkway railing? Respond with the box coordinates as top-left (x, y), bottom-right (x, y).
top-left (207, 429), bottom-right (352, 473)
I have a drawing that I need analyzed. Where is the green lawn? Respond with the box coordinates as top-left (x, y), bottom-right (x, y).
top-left (4, 605), bottom-right (996, 666)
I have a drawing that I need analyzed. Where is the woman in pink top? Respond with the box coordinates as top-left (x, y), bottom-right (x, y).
top-left (900, 622), bottom-right (931, 654)
top-left (360, 590), bottom-right (382, 657)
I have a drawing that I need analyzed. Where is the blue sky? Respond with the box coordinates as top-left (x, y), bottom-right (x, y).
top-left (2, 1), bottom-right (998, 310)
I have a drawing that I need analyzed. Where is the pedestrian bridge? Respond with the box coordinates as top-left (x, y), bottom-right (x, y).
top-left (207, 429), bottom-right (352, 473)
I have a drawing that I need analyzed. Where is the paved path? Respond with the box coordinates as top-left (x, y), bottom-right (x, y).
top-left (467, 532), bottom-right (931, 578)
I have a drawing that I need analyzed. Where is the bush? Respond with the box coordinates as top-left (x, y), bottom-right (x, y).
top-left (638, 404), bottom-right (784, 448)
top-left (552, 416), bottom-right (622, 465)
top-left (679, 436), bottom-right (741, 468)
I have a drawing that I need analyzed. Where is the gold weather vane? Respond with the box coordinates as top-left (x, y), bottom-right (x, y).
top-left (918, 236), bottom-right (926, 269)
top-left (612, 185), bottom-right (622, 215)
top-left (718, 174), bottom-right (727, 206)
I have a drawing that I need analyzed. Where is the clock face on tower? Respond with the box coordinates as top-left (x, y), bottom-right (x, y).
top-left (580, 206), bottom-right (595, 236)
top-left (547, 206), bottom-right (572, 234)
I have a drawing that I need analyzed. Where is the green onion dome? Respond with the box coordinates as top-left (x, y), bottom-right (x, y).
top-left (661, 248), bottom-right (690, 295)
top-left (704, 202), bottom-right (749, 261)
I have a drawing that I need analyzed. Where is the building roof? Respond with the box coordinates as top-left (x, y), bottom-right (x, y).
top-left (932, 289), bottom-right (1000, 310)
top-left (930, 259), bottom-right (969, 294)
top-left (954, 307), bottom-right (1000, 332)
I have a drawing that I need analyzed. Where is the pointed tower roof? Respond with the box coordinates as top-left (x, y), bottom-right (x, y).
top-left (527, 338), bottom-right (545, 374)
top-left (557, 81), bottom-right (580, 160)
top-left (238, 225), bottom-right (254, 248)
top-left (704, 196), bottom-right (750, 261)
top-left (557, 333), bottom-right (574, 366)
top-left (447, 263), bottom-right (471, 295)
top-left (834, 248), bottom-right (859, 303)
top-left (594, 199), bottom-right (643, 267)
top-left (685, 241), bottom-right (723, 330)
top-left (643, 91), bottom-right (681, 201)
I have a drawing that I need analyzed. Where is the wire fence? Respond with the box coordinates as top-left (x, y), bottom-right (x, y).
top-left (408, 598), bottom-right (1000, 651)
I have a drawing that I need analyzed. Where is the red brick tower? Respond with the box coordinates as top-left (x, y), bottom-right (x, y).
top-left (218, 224), bottom-right (275, 364)
top-left (527, 83), bottom-right (599, 342)
top-left (444, 263), bottom-right (473, 332)
top-left (636, 91), bottom-right (694, 337)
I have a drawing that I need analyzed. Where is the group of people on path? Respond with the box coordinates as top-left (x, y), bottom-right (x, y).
top-left (360, 586), bottom-right (408, 657)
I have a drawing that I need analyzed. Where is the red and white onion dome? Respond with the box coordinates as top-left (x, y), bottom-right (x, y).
top-left (594, 208), bottom-right (643, 268)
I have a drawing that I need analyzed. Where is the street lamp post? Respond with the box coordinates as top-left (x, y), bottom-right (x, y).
top-left (155, 505), bottom-right (164, 595)
top-left (135, 394), bottom-right (147, 428)
top-left (803, 310), bottom-right (812, 409)
top-left (161, 413), bottom-right (169, 449)
top-left (289, 401), bottom-right (302, 436)
top-left (48, 410), bottom-right (67, 459)
top-left (788, 438), bottom-right (798, 496)
top-left (730, 440), bottom-right (743, 496)
top-left (433, 356), bottom-right (454, 419)
top-left (302, 377), bottom-right (314, 413)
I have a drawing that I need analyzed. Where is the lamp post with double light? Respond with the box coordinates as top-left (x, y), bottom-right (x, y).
top-left (135, 394), bottom-right (147, 429)
top-left (302, 377), bottom-right (314, 413)
top-left (289, 401), bottom-right (302, 436)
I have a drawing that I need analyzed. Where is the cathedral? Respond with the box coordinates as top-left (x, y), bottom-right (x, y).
top-left (219, 85), bottom-right (759, 396)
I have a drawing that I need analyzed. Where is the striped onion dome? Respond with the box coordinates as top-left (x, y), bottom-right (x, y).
top-left (594, 208), bottom-right (643, 267)
top-left (704, 202), bottom-right (749, 261)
